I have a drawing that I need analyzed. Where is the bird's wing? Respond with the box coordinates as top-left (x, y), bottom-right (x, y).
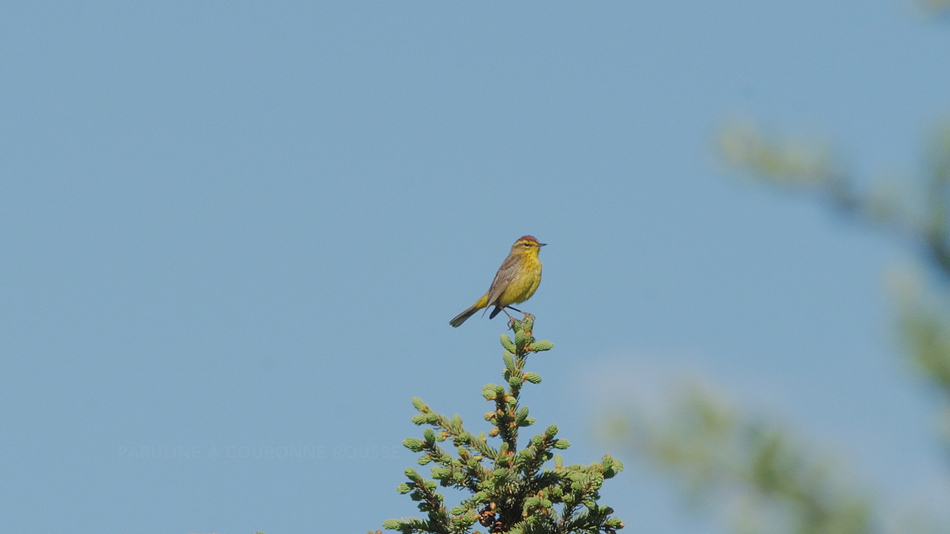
top-left (484, 255), bottom-right (520, 307)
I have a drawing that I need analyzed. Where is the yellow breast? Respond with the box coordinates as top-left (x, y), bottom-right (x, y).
top-left (499, 256), bottom-right (542, 305)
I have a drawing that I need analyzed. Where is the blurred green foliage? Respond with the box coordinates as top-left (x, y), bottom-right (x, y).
top-left (605, 10), bottom-right (950, 529)
top-left (605, 118), bottom-right (950, 533)
top-left (919, 0), bottom-right (950, 17)
top-left (718, 120), bottom-right (950, 412)
top-left (604, 385), bottom-right (874, 534)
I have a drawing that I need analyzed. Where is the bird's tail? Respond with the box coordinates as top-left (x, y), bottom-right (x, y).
top-left (449, 304), bottom-right (480, 327)
top-left (449, 295), bottom-right (488, 327)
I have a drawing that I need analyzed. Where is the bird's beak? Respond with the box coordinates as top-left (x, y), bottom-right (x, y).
top-left (538, 243), bottom-right (547, 247)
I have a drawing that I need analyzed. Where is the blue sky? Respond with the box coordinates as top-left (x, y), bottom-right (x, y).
top-left (2, 2), bottom-right (949, 533)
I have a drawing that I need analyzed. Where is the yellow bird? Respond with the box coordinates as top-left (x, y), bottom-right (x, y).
top-left (450, 235), bottom-right (546, 327)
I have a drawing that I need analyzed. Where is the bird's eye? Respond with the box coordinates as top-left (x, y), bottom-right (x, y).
top-left (523, 243), bottom-right (531, 247)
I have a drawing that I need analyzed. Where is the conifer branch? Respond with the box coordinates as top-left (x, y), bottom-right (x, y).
top-left (376, 317), bottom-right (625, 534)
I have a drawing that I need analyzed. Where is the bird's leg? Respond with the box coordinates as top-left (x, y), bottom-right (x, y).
top-left (506, 305), bottom-right (534, 321)
top-left (503, 306), bottom-right (531, 329)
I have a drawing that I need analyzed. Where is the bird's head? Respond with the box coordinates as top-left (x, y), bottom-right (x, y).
top-left (511, 235), bottom-right (546, 255)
